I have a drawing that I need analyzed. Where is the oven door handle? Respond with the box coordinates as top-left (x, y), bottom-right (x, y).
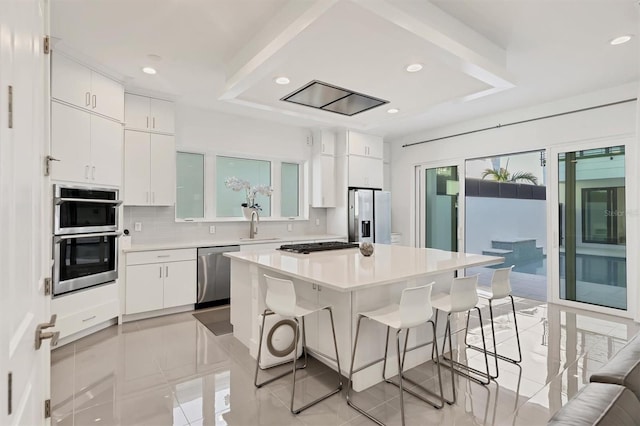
top-left (54, 197), bottom-right (124, 206)
top-left (53, 231), bottom-right (122, 243)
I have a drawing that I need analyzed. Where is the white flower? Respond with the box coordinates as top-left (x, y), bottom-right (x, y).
top-left (224, 177), bottom-right (272, 209)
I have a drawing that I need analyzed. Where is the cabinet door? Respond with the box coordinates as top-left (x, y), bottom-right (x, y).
top-left (317, 286), bottom-right (349, 372)
top-left (124, 93), bottom-right (150, 131)
top-left (50, 102), bottom-right (91, 183)
top-left (312, 155), bottom-right (336, 207)
top-left (348, 156), bottom-right (383, 189)
top-left (90, 115), bottom-right (123, 186)
top-left (150, 98), bottom-right (174, 134)
top-left (90, 71), bottom-right (124, 122)
top-left (125, 263), bottom-right (164, 314)
top-left (163, 260), bottom-right (196, 308)
top-left (149, 134), bottom-right (175, 206)
top-left (124, 130), bottom-right (151, 205)
top-left (51, 53), bottom-right (91, 110)
top-left (295, 282), bottom-right (319, 350)
top-left (348, 131), bottom-right (383, 158)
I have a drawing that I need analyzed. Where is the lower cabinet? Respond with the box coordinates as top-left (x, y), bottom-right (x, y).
top-left (125, 249), bottom-right (196, 314)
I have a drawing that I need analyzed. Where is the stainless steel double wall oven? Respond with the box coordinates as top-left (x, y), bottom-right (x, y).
top-left (53, 185), bottom-right (122, 296)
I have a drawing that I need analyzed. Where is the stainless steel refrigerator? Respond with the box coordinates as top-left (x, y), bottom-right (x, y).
top-left (348, 189), bottom-right (391, 244)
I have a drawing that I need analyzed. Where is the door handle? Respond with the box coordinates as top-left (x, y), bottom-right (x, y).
top-left (146, 116), bottom-right (149, 128)
top-left (159, 266), bottom-right (162, 278)
top-left (152, 192), bottom-right (155, 203)
top-left (146, 192), bottom-right (149, 203)
top-left (152, 117), bottom-right (155, 129)
top-left (85, 165), bottom-right (89, 179)
top-left (92, 94), bottom-right (97, 109)
top-left (92, 166), bottom-right (96, 180)
top-left (35, 314), bottom-right (59, 350)
top-left (165, 266), bottom-right (169, 277)
top-left (85, 92), bottom-right (91, 106)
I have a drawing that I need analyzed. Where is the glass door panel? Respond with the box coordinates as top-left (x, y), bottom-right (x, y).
top-left (558, 145), bottom-right (626, 310)
top-left (424, 166), bottom-right (458, 251)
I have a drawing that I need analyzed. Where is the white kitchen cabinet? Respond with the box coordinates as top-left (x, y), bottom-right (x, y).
top-left (312, 130), bottom-right (336, 207)
top-left (347, 131), bottom-right (383, 159)
top-left (125, 93), bottom-right (175, 134)
top-left (50, 101), bottom-right (122, 186)
top-left (51, 52), bottom-right (124, 121)
top-left (125, 249), bottom-right (197, 314)
top-left (123, 130), bottom-right (175, 206)
top-left (348, 155), bottom-right (383, 189)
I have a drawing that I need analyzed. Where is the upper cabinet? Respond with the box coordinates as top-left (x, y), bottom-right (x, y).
top-left (51, 52), bottom-right (124, 122)
top-left (311, 130), bottom-right (336, 208)
top-left (347, 131), bottom-right (383, 159)
top-left (125, 93), bottom-right (175, 134)
top-left (50, 102), bottom-right (122, 187)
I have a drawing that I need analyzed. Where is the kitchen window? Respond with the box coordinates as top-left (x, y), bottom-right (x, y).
top-left (175, 151), bottom-right (305, 220)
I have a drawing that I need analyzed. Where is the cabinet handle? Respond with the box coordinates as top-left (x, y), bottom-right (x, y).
top-left (85, 165), bottom-right (89, 179)
top-left (152, 117), bottom-right (155, 129)
top-left (159, 266), bottom-right (162, 278)
top-left (152, 192), bottom-right (155, 203)
top-left (322, 143), bottom-right (325, 153)
top-left (91, 166), bottom-right (96, 180)
top-left (92, 94), bottom-right (96, 109)
top-left (146, 116), bottom-right (149, 128)
top-left (146, 192), bottom-right (149, 203)
top-left (165, 266), bottom-right (169, 277)
top-left (85, 92), bottom-right (91, 106)
top-left (82, 315), bottom-right (96, 322)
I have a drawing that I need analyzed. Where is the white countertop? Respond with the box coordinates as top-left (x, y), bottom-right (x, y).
top-left (122, 234), bottom-right (346, 253)
top-left (225, 244), bottom-right (505, 292)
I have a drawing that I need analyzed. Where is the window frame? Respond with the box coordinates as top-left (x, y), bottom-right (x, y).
top-left (175, 149), bottom-right (308, 223)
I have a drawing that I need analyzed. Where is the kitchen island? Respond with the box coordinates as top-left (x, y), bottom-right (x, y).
top-left (225, 244), bottom-right (504, 391)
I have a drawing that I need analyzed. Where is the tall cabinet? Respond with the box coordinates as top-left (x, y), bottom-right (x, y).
top-left (123, 94), bottom-right (176, 206)
top-left (50, 52), bottom-right (124, 187)
top-left (311, 130), bottom-right (337, 208)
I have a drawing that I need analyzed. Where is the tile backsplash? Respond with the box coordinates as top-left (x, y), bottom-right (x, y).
top-left (123, 206), bottom-right (329, 245)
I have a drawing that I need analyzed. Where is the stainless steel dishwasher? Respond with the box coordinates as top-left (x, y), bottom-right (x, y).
top-left (196, 245), bottom-right (240, 309)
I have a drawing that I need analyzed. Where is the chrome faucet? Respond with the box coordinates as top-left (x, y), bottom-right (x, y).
top-left (249, 209), bottom-right (259, 239)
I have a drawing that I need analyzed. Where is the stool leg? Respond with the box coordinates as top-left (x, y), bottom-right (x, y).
top-left (432, 310), bottom-right (439, 361)
top-left (487, 300), bottom-right (500, 378)
top-left (301, 316), bottom-right (309, 368)
top-left (510, 295), bottom-right (523, 363)
top-left (396, 329), bottom-right (406, 426)
top-left (445, 314), bottom-right (456, 403)
top-left (381, 326), bottom-right (391, 380)
top-left (254, 310), bottom-right (269, 387)
top-left (290, 318), bottom-right (301, 413)
top-left (326, 307), bottom-right (343, 389)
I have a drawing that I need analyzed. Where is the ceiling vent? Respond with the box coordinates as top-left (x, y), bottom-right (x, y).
top-left (281, 80), bottom-right (388, 116)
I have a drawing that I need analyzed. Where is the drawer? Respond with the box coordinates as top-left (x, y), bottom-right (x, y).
top-left (55, 299), bottom-right (119, 339)
top-left (127, 248), bottom-right (196, 265)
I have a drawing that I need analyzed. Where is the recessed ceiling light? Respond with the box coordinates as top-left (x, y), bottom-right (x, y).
top-left (610, 35), bottom-right (632, 45)
top-left (142, 67), bottom-right (157, 75)
top-left (406, 63), bottom-right (423, 73)
top-left (274, 77), bottom-right (290, 85)
top-left (387, 108), bottom-right (399, 114)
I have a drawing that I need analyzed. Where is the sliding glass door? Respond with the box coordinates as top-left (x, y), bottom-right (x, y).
top-left (555, 144), bottom-right (627, 310)
top-left (417, 164), bottom-right (459, 250)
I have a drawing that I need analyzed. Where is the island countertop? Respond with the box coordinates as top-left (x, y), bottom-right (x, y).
top-left (225, 244), bottom-right (504, 292)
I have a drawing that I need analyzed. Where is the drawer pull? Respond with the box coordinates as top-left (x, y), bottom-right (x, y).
top-left (157, 255), bottom-right (171, 258)
top-left (82, 315), bottom-right (97, 322)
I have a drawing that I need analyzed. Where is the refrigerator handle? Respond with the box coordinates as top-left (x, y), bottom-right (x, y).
top-left (361, 221), bottom-right (371, 238)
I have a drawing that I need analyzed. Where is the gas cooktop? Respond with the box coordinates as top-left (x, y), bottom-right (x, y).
top-left (278, 241), bottom-right (359, 254)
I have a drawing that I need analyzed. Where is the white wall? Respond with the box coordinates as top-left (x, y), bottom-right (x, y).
top-left (124, 105), bottom-right (330, 244)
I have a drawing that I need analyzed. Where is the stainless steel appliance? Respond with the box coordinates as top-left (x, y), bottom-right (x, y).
top-left (53, 185), bottom-right (122, 296)
top-left (278, 241), bottom-right (359, 254)
top-left (196, 245), bottom-right (240, 309)
top-left (348, 189), bottom-right (391, 244)
top-left (54, 184), bottom-right (122, 234)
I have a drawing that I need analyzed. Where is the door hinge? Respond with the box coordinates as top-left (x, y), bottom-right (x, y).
top-left (44, 399), bottom-right (51, 418)
top-left (43, 36), bottom-right (50, 54)
top-left (8, 85), bottom-right (13, 129)
top-left (7, 372), bottom-right (12, 415)
top-left (44, 277), bottom-right (52, 296)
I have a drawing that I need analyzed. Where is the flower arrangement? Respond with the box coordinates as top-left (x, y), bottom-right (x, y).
top-left (224, 177), bottom-right (273, 210)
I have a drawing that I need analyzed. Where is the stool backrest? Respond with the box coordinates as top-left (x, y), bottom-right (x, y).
top-left (450, 275), bottom-right (479, 312)
top-left (491, 265), bottom-right (514, 299)
top-left (399, 282), bottom-right (434, 328)
top-left (264, 274), bottom-right (297, 317)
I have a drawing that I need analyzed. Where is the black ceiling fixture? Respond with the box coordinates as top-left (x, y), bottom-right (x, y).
top-left (281, 80), bottom-right (388, 116)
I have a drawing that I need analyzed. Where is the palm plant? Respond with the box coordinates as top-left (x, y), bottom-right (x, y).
top-left (481, 159), bottom-right (538, 185)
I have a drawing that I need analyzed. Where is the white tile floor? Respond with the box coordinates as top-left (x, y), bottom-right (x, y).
top-left (51, 299), bottom-right (639, 426)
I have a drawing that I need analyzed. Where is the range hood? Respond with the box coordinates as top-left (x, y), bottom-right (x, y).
top-left (281, 80), bottom-right (388, 116)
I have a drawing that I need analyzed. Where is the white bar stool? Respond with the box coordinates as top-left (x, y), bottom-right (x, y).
top-left (465, 265), bottom-right (522, 377)
top-left (347, 283), bottom-right (446, 426)
top-left (431, 274), bottom-right (494, 396)
top-left (254, 274), bottom-right (343, 414)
